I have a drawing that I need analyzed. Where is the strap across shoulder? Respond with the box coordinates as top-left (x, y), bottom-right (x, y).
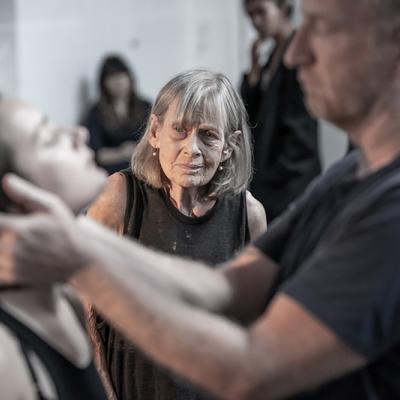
top-left (119, 168), bottom-right (144, 238)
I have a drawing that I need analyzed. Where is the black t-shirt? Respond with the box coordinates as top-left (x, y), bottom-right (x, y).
top-left (254, 151), bottom-right (400, 399)
top-left (97, 174), bottom-right (250, 400)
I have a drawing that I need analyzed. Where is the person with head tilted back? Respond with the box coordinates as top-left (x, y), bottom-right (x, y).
top-left (0, 99), bottom-right (108, 400)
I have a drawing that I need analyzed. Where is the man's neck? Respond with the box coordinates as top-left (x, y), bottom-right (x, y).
top-left (348, 108), bottom-right (400, 177)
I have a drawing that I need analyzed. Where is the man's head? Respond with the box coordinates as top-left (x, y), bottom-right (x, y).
top-left (0, 99), bottom-right (106, 213)
top-left (285, 0), bottom-right (400, 134)
top-left (244, 0), bottom-right (294, 39)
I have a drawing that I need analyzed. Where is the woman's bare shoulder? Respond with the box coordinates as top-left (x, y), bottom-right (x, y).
top-left (246, 190), bottom-right (267, 240)
top-left (87, 172), bottom-right (127, 234)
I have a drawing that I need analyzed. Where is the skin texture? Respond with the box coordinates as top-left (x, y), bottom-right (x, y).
top-left (148, 101), bottom-right (243, 216)
top-left (1, 2), bottom-right (400, 397)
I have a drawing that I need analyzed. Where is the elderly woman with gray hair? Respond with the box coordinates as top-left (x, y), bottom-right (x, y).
top-left (87, 69), bottom-right (266, 400)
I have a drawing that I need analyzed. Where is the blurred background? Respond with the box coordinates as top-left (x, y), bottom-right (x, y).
top-left (0, 0), bottom-right (347, 170)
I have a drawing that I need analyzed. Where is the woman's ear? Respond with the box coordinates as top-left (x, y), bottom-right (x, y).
top-left (222, 130), bottom-right (242, 161)
top-left (148, 114), bottom-right (160, 148)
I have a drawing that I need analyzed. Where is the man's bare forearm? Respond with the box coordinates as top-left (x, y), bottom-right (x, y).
top-left (73, 261), bottom-right (258, 399)
top-left (77, 216), bottom-right (234, 313)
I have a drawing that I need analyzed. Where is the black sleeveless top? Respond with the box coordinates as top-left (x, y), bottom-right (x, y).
top-left (96, 172), bottom-right (249, 400)
top-left (0, 304), bottom-right (107, 400)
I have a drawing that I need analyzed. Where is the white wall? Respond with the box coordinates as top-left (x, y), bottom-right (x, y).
top-left (13, 0), bottom-right (245, 125)
top-left (0, 0), bottom-right (17, 97)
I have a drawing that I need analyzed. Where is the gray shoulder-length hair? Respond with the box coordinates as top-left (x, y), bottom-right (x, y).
top-left (131, 69), bottom-right (253, 198)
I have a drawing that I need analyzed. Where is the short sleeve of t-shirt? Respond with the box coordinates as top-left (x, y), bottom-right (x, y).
top-left (281, 204), bottom-right (400, 360)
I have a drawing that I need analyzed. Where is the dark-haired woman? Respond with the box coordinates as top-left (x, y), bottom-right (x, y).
top-left (85, 55), bottom-right (151, 174)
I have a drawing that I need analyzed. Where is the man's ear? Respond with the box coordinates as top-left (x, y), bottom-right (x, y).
top-left (148, 114), bottom-right (160, 149)
top-left (222, 130), bottom-right (242, 161)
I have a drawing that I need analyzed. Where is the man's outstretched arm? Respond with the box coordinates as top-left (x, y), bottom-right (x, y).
top-left (0, 175), bottom-right (366, 399)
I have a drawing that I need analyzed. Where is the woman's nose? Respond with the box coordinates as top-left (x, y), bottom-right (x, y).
top-left (184, 131), bottom-right (201, 156)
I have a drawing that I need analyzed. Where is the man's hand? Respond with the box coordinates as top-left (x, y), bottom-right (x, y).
top-left (0, 174), bottom-right (90, 286)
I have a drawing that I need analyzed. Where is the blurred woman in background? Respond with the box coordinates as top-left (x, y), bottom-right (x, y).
top-left (85, 55), bottom-right (151, 174)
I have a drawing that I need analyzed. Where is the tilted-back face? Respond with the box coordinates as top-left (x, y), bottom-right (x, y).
top-left (0, 99), bottom-right (106, 213)
top-left (132, 70), bottom-right (252, 198)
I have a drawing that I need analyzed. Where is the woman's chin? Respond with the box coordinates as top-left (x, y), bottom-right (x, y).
top-left (62, 175), bottom-right (107, 214)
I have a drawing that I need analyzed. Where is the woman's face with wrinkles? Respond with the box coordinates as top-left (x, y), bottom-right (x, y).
top-left (148, 100), bottom-right (231, 192)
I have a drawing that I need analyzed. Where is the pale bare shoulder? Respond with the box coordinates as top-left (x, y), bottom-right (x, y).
top-left (87, 172), bottom-right (127, 235)
top-left (246, 190), bottom-right (267, 240)
top-left (0, 325), bottom-right (36, 399)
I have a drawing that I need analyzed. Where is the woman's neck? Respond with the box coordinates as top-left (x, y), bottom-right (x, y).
top-left (112, 98), bottom-right (129, 120)
top-left (167, 186), bottom-right (215, 217)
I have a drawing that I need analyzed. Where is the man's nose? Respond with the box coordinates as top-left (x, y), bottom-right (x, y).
top-left (284, 27), bottom-right (313, 69)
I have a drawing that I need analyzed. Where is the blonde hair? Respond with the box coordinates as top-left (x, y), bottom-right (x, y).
top-left (132, 69), bottom-right (253, 198)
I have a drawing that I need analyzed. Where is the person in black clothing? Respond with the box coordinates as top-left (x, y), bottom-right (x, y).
top-left (84, 55), bottom-right (151, 174)
top-left (0, 98), bottom-right (108, 399)
top-left (2, 1), bottom-right (400, 399)
top-left (241, 0), bottom-right (321, 221)
top-left (86, 69), bottom-right (266, 400)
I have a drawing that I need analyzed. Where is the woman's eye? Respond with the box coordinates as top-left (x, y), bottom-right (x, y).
top-left (174, 126), bottom-right (186, 134)
top-left (202, 130), bottom-right (217, 139)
